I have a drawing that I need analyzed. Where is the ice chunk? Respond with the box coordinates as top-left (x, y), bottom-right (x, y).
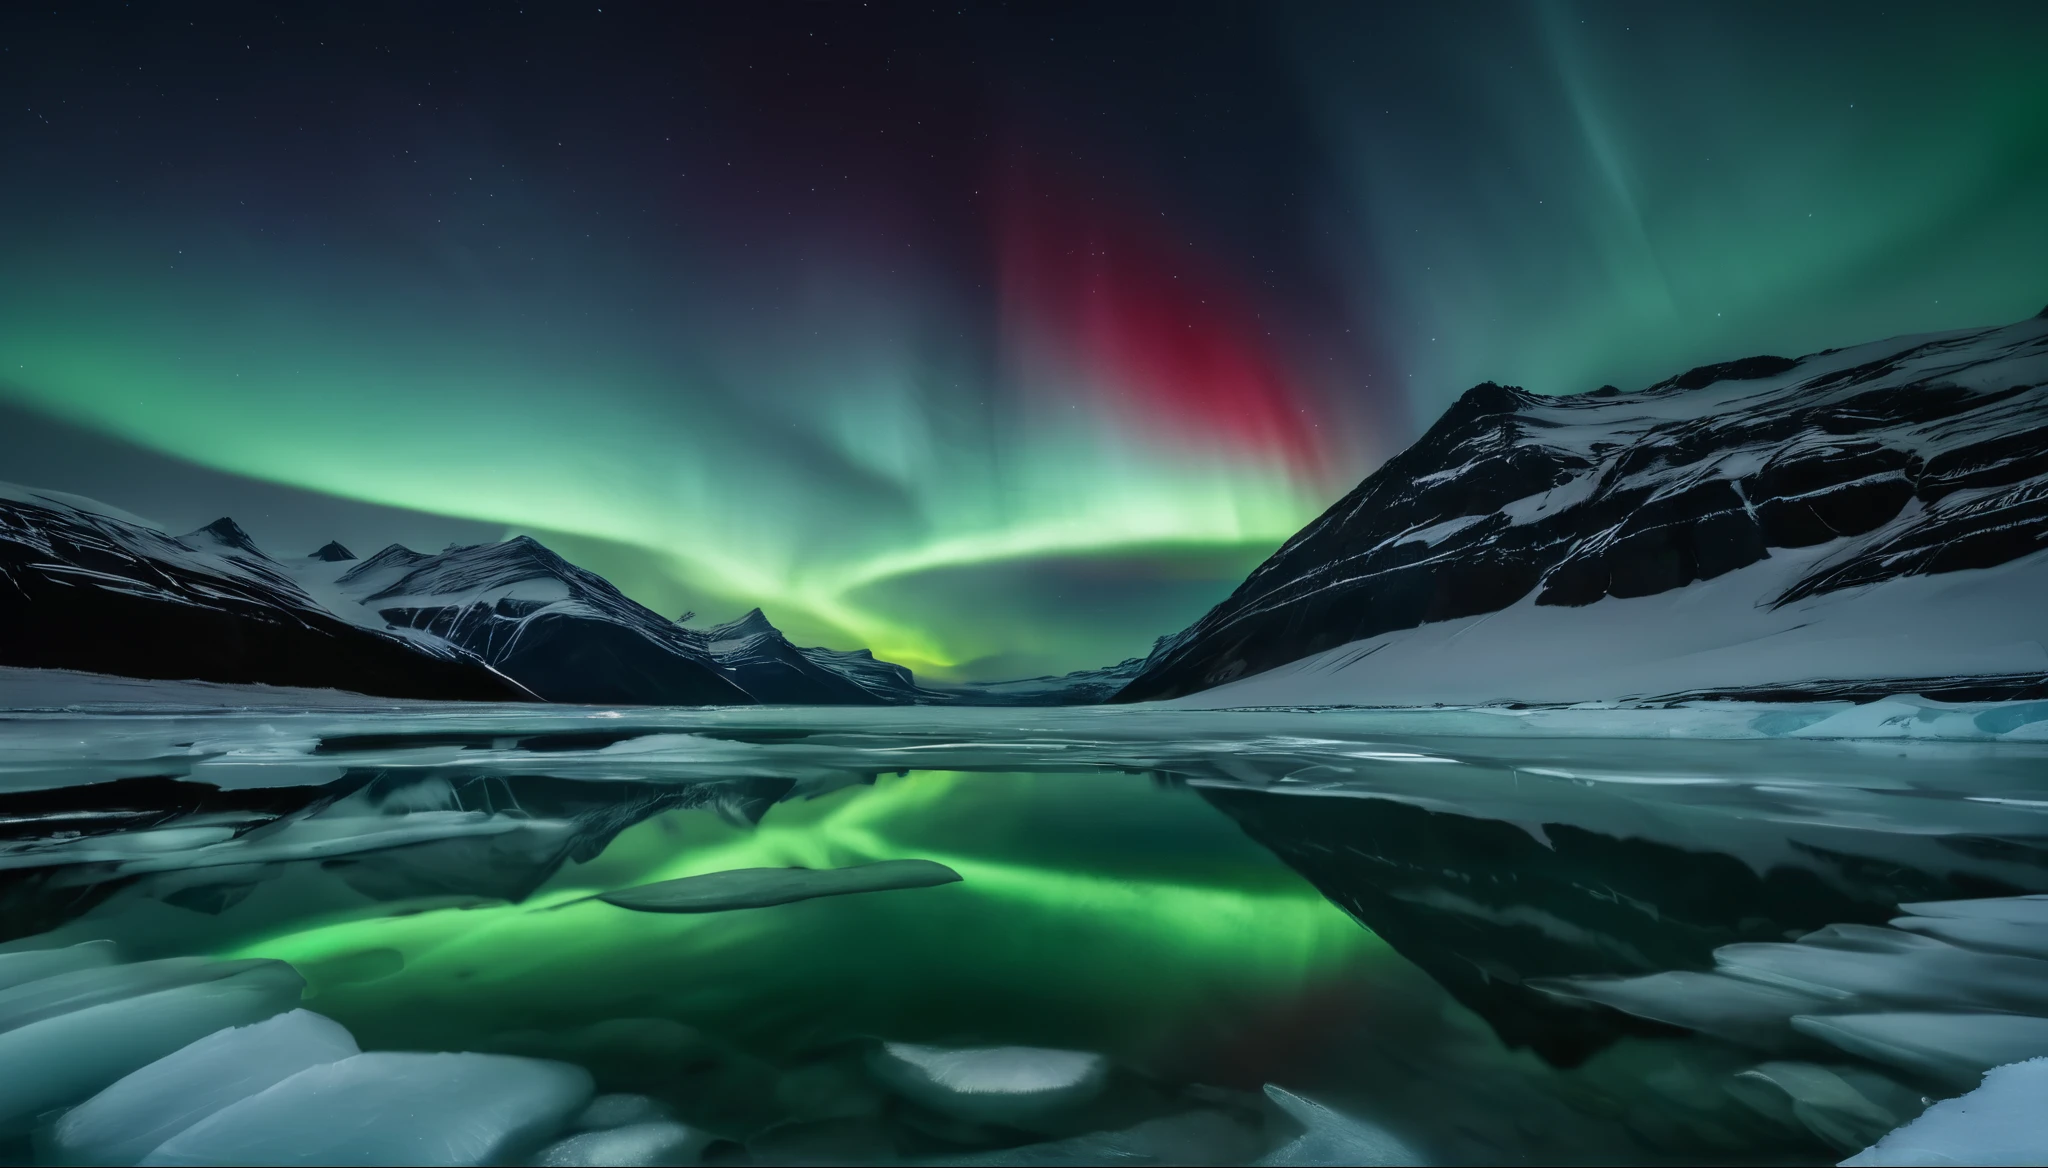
top-left (0, 956), bottom-right (269, 1033)
top-left (1255, 1085), bottom-right (1427, 1166)
top-left (531, 1121), bottom-right (713, 1166)
top-left (1971, 701), bottom-right (2048, 737)
top-left (49, 1008), bottom-right (359, 1166)
top-left (139, 1051), bottom-right (593, 1166)
top-left (594, 859), bottom-right (962, 913)
top-left (1896, 896), bottom-right (2048, 925)
top-left (0, 939), bottom-right (120, 992)
top-left (1529, 970), bottom-right (1843, 1047)
top-left (1714, 931), bottom-right (2048, 1015)
top-left (1722, 1062), bottom-right (1922, 1154)
top-left (1892, 916), bottom-right (2048, 961)
top-left (1842, 1056), bottom-right (2048, 1166)
top-left (865, 1042), bottom-right (1107, 1125)
top-left (1791, 1013), bottom-right (2048, 1086)
top-left (571, 1093), bottom-right (672, 1131)
top-left (1890, 896), bottom-right (2048, 960)
top-left (0, 961), bottom-right (304, 1134)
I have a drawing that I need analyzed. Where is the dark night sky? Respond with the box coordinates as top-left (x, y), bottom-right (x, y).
top-left (2, 2), bottom-right (2043, 677)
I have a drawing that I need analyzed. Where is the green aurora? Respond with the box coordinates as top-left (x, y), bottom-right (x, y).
top-left (2, 2), bottom-right (2043, 677)
top-left (218, 772), bottom-right (1391, 1092)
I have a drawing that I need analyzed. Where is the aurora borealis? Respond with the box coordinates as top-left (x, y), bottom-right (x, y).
top-left (2, 3), bottom-right (2044, 678)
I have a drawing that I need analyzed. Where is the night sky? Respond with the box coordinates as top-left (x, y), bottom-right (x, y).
top-left (2, 3), bottom-right (2043, 679)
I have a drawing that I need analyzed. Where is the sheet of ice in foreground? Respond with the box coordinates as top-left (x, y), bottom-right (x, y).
top-left (1255, 1085), bottom-right (1427, 1167)
top-left (1842, 1057), bottom-right (2048, 1166)
top-left (1535, 897), bottom-right (2048, 1082)
top-left (1890, 894), bottom-right (2048, 958)
top-left (595, 859), bottom-right (963, 913)
top-left (1529, 894), bottom-right (2048, 1151)
top-left (1792, 1013), bottom-right (2048, 1085)
top-left (1724, 1062), bottom-right (1924, 1156)
top-left (866, 1043), bottom-right (1108, 1125)
top-left (138, 1051), bottom-right (594, 1167)
top-left (0, 941), bottom-right (120, 993)
top-left (0, 957), bottom-right (278, 1033)
top-left (50, 1008), bottom-right (359, 1166)
top-left (0, 962), bottom-right (303, 1134)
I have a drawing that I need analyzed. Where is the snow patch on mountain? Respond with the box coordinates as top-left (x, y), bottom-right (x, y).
top-left (1124, 313), bottom-right (2048, 706)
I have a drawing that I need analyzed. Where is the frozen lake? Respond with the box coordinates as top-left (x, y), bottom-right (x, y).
top-left (2, 695), bottom-right (2046, 1164)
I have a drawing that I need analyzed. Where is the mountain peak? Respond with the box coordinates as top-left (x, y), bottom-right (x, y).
top-left (181, 517), bottom-right (262, 555)
top-left (1649, 354), bottom-right (1798, 393)
top-left (707, 607), bottom-right (780, 641)
top-left (1118, 313), bottom-right (2048, 706)
top-left (309, 540), bottom-right (356, 562)
top-left (1449, 381), bottom-right (1538, 418)
top-left (336, 543), bottom-right (429, 586)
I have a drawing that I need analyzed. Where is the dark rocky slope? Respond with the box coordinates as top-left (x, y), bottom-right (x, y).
top-left (324, 537), bottom-right (754, 706)
top-left (0, 487), bottom-right (528, 702)
top-left (1118, 311), bottom-right (2048, 704)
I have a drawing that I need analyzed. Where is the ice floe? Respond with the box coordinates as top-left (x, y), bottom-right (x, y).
top-left (1255, 1085), bottom-right (1427, 1167)
top-left (0, 961), bottom-right (304, 1134)
top-left (1843, 1056), bottom-right (2048, 1166)
top-left (48, 1008), bottom-right (359, 1165)
top-left (139, 1051), bottom-right (593, 1166)
top-left (866, 1042), bottom-right (1109, 1126)
top-left (530, 1121), bottom-right (714, 1166)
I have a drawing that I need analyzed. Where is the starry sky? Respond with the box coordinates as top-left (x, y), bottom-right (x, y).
top-left (2, 2), bottom-right (2043, 679)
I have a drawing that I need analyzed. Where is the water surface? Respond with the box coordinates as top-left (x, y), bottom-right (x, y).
top-left (3, 701), bottom-right (2045, 1164)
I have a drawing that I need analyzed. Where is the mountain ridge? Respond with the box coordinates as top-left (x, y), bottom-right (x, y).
top-left (0, 483), bottom-right (534, 702)
top-left (1117, 312), bottom-right (2048, 705)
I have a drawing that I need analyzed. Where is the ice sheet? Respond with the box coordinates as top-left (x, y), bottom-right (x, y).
top-left (1843, 1057), bottom-right (2048, 1166)
top-left (50, 1009), bottom-right (359, 1166)
top-left (0, 962), bottom-right (304, 1133)
top-left (139, 1051), bottom-right (593, 1167)
top-left (866, 1043), bottom-right (1109, 1125)
top-left (1256, 1085), bottom-right (1428, 1166)
top-left (530, 1122), bottom-right (713, 1167)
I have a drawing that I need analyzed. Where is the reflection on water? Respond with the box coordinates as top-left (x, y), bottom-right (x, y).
top-left (1, 704), bottom-right (2045, 1164)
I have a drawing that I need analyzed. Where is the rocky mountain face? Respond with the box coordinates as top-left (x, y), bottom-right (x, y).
top-left (702, 609), bottom-right (921, 704)
top-left (0, 486), bottom-right (529, 702)
top-left (1118, 311), bottom-right (2048, 705)
top-left (317, 537), bottom-right (754, 706)
top-left (0, 484), bottom-right (940, 705)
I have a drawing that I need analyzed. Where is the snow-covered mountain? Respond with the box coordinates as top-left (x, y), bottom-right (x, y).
top-left (0, 485), bottom-right (528, 701)
top-left (702, 608), bottom-right (921, 704)
top-left (302, 537), bottom-right (937, 705)
top-left (309, 536), bottom-right (753, 706)
top-left (1118, 309), bottom-right (2048, 706)
top-left (0, 484), bottom-right (944, 705)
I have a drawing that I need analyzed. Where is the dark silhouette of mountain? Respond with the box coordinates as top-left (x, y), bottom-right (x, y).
top-left (314, 542), bottom-right (933, 705)
top-left (701, 608), bottom-right (918, 704)
top-left (320, 536), bottom-right (753, 706)
top-left (0, 485), bottom-right (530, 701)
top-left (1118, 312), bottom-right (2048, 705)
top-left (0, 482), bottom-right (1064, 706)
top-left (308, 540), bottom-right (356, 562)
